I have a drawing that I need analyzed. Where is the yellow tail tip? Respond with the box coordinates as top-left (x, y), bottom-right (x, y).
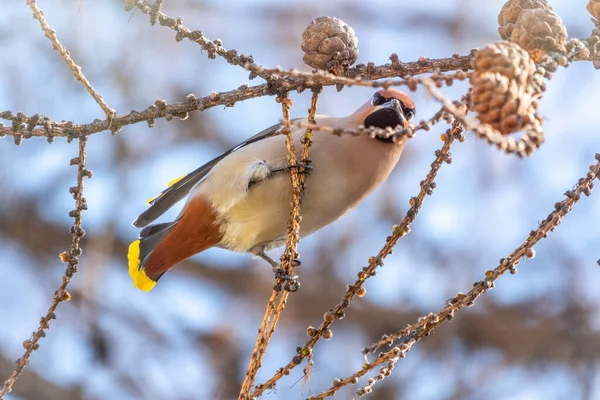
top-left (128, 240), bottom-right (156, 292)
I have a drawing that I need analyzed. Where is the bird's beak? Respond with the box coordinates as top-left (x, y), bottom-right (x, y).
top-left (383, 98), bottom-right (406, 127)
top-left (360, 97), bottom-right (409, 137)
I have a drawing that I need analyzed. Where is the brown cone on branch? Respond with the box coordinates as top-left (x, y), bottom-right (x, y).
top-left (498, 0), bottom-right (552, 40)
top-left (510, 8), bottom-right (568, 60)
top-left (301, 16), bottom-right (359, 75)
top-left (588, 0), bottom-right (600, 29)
top-left (565, 38), bottom-right (591, 61)
top-left (586, 29), bottom-right (600, 69)
top-left (470, 41), bottom-right (542, 135)
top-left (471, 40), bottom-right (537, 86)
top-left (471, 72), bottom-right (540, 135)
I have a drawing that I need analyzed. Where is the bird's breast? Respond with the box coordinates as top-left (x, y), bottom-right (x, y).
top-left (213, 122), bottom-right (405, 253)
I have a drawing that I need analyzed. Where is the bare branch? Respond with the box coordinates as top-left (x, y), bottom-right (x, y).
top-left (0, 53), bottom-right (476, 142)
top-left (290, 100), bottom-right (453, 144)
top-left (26, 0), bottom-right (115, 122)
top-left (246, 63), bottom-right (470, 90)
top-left (316, 154), bottom-right (600, 399)
top-left (0, 354), bottom-right (82, 400)
top-left (365, 155), bottom-right (600, 354)
top-left (421, 79), bottom-right (543, 158)
top-left (126, 0), bottom-right (276, 82)
top-left (252, 105), bottom-right (467, 398)
top-left (0, 138), bottom-right (89, 398)
top-left (149, 0), bottom-right (163, 25)
top-left (240, 90), bottom-right (321, 398)
top-left (0, 87), bottom-right (271, 142)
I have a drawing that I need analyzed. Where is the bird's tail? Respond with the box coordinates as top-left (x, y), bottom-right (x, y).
top-left (128, 195), bottom-right (223, 292)
top-left (128, 221), bottom-right (177, 292)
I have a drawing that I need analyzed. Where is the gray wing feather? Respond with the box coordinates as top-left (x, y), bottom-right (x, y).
top-left (133, 120), bottom-right (294, 228)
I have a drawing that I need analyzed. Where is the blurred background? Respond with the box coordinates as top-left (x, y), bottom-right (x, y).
top-left (1, 0), bottom-right (600, 399)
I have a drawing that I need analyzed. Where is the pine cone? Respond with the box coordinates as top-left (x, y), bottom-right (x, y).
top-left (566, 38), bottom-right (591, 61)
top-left (586, 30), bottom-right (600, 68)
top-left (588, 0), bottom-right (600, 29)
top-left (588, 29), bottom-right (600, 53)
top-left (471, 41), bottom-right (536, 87)
top-left (471, 72), bottom-right (539, 135)
top-left (470, 42), bottom-right (542, 135)
top-left (498, 0), bottom-right (552, 40)
top-left (510, 8), bottom-right (567, 56)
top-left (301, 16), bottom-right (359, 74)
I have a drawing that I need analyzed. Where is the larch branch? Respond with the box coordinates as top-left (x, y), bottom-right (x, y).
top-left (0, 138), bottom-right (90, 398)
top-left (26, 0), bottom-right (115, 123)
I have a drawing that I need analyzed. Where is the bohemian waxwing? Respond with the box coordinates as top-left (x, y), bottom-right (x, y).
top-left (128, 88), bottom-right (416, 291)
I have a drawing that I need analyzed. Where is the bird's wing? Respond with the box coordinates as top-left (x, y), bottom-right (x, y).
top-left (133, 119), bottom-right (301, 228)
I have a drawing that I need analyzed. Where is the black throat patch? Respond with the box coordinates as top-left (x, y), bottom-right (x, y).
top-left (364, 108), bottom-right (404, 143)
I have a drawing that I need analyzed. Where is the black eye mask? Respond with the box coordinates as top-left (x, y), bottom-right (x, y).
top-left (371, 92), bottom-right (415, 121)
top-left (364, 106), bottom-right (405, 131)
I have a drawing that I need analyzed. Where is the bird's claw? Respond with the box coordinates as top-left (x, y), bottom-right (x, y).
top-left (272, 267), bottom-right (298, 281)
top-left (285, 280), bottom-right (300, 292)
top-left (272, 160), bottom-right (313, 175)
top-left (272, 260), bottom-right (301, 292)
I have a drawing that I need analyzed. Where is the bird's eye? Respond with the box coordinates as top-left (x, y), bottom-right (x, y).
top-left (404, 109), bottom-right (415, 121)
top-left (371, 93), bottom-right (386, 106)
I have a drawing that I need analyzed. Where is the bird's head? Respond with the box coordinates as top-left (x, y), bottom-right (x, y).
top-left (353, 88), bottom-right (416, 143)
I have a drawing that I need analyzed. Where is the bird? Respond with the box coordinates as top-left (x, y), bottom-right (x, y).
top-left (128, 88), bottom-right (416, 291)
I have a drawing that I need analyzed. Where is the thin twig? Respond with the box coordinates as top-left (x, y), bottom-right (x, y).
top-left (4, 33), bottom-right (598, 144)
top-left (239, 90), bottom-right (321, 398)
top-left (251, 104), bottom-right (467, 398)
top-left (239, 289), bottom-right (279, 399)
top-left (278, 94), bottom-right (302, 283)
top-left (127, 0), bottom-right (476, 83)
top-left (344, 52), bottom-right (473, 80)
top-left (0, 138), bottom-right (89, 399)
top-left (0, 53), bottom-right (476, 142)
top-left (0, 92), bottom-right (430, 145)
top-left (290, 101), bottom-right (452, 143)
top-left (149, 0), bottom-right (163, 25)
top-left (127, 0), bottom-right (275, 82)
top-left (258, 89), bottom-right (321, 381)
top-left (246, 64), bottom-right (470, 90)
top-left (421, 79), bottom-right (543, 158)
top-left (314, 153), bottom-right (600, 400)
top-left (26, 0), bottom-right (115, 122)
top-left (0, 87), bottom-right (272, 141)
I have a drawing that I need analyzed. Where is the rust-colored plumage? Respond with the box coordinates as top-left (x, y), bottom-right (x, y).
top-left (144, 196), bottom-right (222, 280)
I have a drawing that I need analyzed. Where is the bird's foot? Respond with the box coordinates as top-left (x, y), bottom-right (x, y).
top-left (272, 259), bottom-right (301, 292)
top-left (256, 251), bottom-right (301, 292)
top-left (271, 159), bottom-right (313, 175)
